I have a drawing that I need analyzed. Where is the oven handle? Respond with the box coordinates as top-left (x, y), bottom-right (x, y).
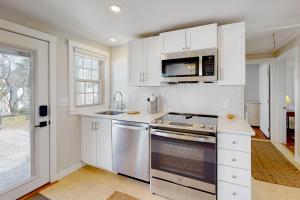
top-left (150, 129), bottom-right (216, 143)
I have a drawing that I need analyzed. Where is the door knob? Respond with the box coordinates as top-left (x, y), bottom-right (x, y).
top-left (35, 121), bottom-right (48, 128)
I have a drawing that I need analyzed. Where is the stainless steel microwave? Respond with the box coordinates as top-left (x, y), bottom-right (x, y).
top-left (161, 49), bottom-right (217, 83)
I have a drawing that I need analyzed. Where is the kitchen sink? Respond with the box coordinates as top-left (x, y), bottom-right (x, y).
top-left (97, 111), bottom-right (125, 115)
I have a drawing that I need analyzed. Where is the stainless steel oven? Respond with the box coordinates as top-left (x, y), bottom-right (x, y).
top-left (161, 49), bottom-right (217, 83)
top-left (150, 113), bottom-right (217, 200)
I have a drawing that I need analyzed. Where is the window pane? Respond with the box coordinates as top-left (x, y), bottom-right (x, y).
top-left (76, 94), bottom-right (85, 106)
top-left (92, 59), bottom-right (99, 70)
top-left (94, 93), bottom-right (99, 104)
top-left (92, 70), bottom-right (99, 81)
top-left (93, 83), bottom-right (98, 93)
top-left (84, 57), bottom-right (92, 69)
top-left (75, 68), bottom-right (84, 79)
top-left (83, 69), bottom-right (91, 80)
top-left (75, 55), bottom-right (83, 68)
top-left (85, 94), bottom-right (93, 105)
top-left (75, 82), bottom-right (84, 93)
top-left (85, 82), bottom-right (93, 93)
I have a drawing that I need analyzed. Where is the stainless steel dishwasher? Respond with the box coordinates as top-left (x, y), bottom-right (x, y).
top-left (112, 120), bottom-right (150, 182)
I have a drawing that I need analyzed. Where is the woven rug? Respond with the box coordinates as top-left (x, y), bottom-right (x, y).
top-left (106, 191), bottom-right (139, 200)
top-left (252, 140), bottom-right (300, 187)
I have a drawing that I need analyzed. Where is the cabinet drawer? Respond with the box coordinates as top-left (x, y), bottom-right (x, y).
top-left (218, 181), bottom-right (251, 200)
top-left (218, 165), bottom-right (251, 187)
top-left (218, 133), bottom-right (251, 152)
top-left (218, 149), bottom-right (251, 170)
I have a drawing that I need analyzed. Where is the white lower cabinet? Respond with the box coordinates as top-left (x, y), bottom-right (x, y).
top-left (96, 118), bottom-right (112, 171)
top-left (81, 117), bottom-right (97, 167)
top-left (81, 117), bottom-right (112, 171)
top-left (217, 132), bottom-right (251, 199)
top-left (218, 181), bottom-right (251, 200)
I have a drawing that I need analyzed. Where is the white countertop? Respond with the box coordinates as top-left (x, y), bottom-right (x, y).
top-left (218, 116), bottom-right (255, 136)
top-left (79, 110), bottom-right (167, 124)
top-left (79, 110), bottom-right (254, 136)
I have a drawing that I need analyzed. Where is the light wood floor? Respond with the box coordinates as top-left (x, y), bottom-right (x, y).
top-left (35, 139), bottom-right (300, 200)
top-left (36, 164), bottom-right (300, 200)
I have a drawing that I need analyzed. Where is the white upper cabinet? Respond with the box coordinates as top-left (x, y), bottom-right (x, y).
top-left (128, 36), bottom-right (161, 87)
top-left (218, 22), bottom-right (245, 85)
top-left (128, 39), bottom-right (144, 86)
top-left (144, 36), bottom-right (161, 86)
top-left (160, 29), bottom-right (187, 53)
top-left (186, 23), bottom-right (218, 51)
top-left (159, 23), bottom-right (218, 54)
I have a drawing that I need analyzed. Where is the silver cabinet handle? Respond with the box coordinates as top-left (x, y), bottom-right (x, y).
top-left (139, 72), bottom-right (142, 82)
top-left (91, 122), bottom-right (94, 130)
top-left (143, 72), bottom-right (147, 82)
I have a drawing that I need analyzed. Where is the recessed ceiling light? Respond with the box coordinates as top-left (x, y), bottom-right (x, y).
top-left (110, 38), bottom-right (117, 42)
top-left (110, 5), bottom-right (121, 13)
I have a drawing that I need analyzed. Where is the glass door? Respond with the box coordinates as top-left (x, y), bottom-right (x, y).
top-left (0, 48), bottom-right (33, 191)
top-left (0, 28), bottom-right (49, 199)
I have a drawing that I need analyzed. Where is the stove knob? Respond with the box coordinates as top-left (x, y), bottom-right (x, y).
top-left (208, 125), bottom-right (213, 130)
top-left (200, 124), bottom-right (205, 128)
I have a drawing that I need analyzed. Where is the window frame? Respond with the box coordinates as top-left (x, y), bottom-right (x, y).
top-left (68, 40), bottom-right (110, 114)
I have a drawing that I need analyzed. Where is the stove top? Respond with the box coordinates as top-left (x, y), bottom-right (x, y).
top-left (150, 112), bottom-right (218, 135)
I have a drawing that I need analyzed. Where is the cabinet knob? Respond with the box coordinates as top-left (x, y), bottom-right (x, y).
top-left (182, 47), bottom-right (185, 50)
top-left (232, 158), bottom-right (237, 162)
top-left (232, 175), bottom-right (237, 179)
top-left (232, 192), bottom-right (237, 196)
top-left (232, 141), bottom-right (237, 144)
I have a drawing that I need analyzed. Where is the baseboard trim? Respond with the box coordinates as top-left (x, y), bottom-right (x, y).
top-left (56, 162), bottom-right (85, 180)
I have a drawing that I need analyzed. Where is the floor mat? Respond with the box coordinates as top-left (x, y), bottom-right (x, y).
top-left (252, 140), bottom-right (300, 187)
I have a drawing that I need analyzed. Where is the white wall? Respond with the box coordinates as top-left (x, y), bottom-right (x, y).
top-left (0, 11), bottom-right (110, 173)
top-left (245, 64), bottom-right (259, 102)
top-left (111, 46), bottom-right (245, 117)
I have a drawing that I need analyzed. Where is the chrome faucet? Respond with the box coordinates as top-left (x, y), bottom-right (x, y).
top-left (112, 91), bottom-right (126, 110)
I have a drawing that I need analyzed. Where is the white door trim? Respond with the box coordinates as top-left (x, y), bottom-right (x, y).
top-left (0, 18), bottom-right (58, 182)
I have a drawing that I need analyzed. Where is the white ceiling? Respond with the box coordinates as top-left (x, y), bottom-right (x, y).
top-left (0, 0), bottom-right (300, 54)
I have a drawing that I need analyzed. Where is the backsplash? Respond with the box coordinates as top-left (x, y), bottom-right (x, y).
top-left (111, 46), bottom-right (244, 117)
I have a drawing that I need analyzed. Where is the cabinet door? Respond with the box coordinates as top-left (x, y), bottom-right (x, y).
top-left (218, 22), bottom-right (245, 85)
top-left (159, 29), bottom-right (186, 53)
top-left (96, 119), bottom-right (113, 171)
top-left (186, 23), bottom-right (218, 51)
top-left (81, 117), bottom-right (97, 166)
top-left (144, 36), bottom-right (161, 86)
top-left (128, 39), bottom-right (145, 86)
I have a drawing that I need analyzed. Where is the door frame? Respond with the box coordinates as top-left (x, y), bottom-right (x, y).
top-left (0, 19), bottom-right (58, 182)
top-left (247, 58), bottom-right (279, 141)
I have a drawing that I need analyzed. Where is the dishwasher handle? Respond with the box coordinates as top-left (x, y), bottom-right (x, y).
top-left (113, 123), bottom-right (148, 131)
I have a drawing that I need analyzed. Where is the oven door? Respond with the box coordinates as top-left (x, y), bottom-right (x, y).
top-left (150, 129), bottom-right (216, 194)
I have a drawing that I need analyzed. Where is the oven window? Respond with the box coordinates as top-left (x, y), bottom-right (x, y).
top-left (162, 57), bottom-right (199, 77)
top-left (151, 134), bottom-right (216, 184)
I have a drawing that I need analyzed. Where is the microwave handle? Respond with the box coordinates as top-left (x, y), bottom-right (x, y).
top-left (199, 56), bottom-right (203, 76)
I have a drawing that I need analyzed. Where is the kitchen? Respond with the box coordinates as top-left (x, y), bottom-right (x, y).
top-left (77, 21), bottom-right (253, 200)
top-left (0, 1), bottom-right (299, 200)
